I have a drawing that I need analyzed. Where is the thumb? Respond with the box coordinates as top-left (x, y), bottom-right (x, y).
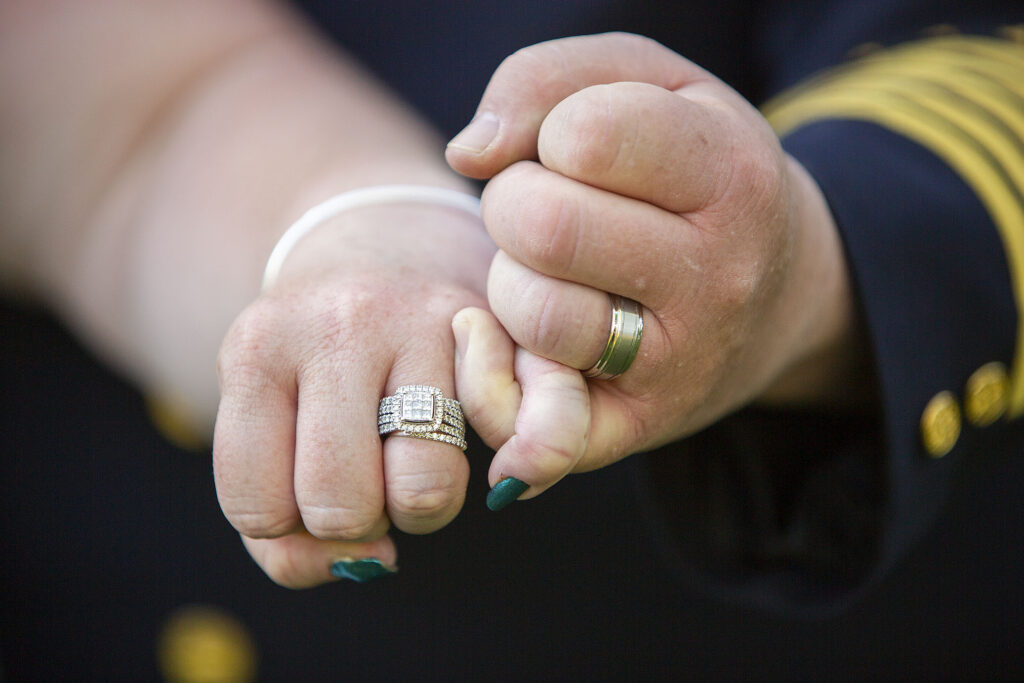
top-left (445, 32), bottom-right (709, 179)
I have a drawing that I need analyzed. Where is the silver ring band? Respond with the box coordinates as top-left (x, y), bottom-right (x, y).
top-left (378, 385), bottom-right (467, 450)
top-left (583, 294), bottom-right (644, 381)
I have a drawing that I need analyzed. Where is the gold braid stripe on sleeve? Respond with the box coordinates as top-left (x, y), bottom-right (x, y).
top-left (762, 30), bottom-right (1024, 416)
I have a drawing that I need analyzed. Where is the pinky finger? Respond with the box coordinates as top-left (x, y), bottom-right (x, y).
top-left (453, 306), bottom-right (521, 450)
top-left (489, 353), bottom-right (590, 510)
top-left (241, 531), bottom-right (398, 588)
top-left (453, 306), bottom-right (590, 510)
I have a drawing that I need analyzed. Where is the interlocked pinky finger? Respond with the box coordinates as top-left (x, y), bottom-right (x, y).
top-left (454, 306), bottom-right (590, 510)
top-left (453, 306), bottom-right (522, 451)
top-left (488, 346), bottom-right (590, 508)
top-left (241, 531), bottom-right (397, 588)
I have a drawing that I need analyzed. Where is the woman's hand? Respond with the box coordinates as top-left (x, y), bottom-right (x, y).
top-left (446, 33), bottom-right (862, 505)
top-left (0, 0), bottom-right (507, 589)
top-left (213, 203), bottom-right (495, 586)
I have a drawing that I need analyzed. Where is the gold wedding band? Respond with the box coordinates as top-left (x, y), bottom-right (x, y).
top-left (583, 294), bottom-right (644, 381)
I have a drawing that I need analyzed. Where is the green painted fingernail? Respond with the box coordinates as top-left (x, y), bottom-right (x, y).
top-left (486, 477), bottom-right (529, 511)
top-left (330, 558), bottom-right (396, 583)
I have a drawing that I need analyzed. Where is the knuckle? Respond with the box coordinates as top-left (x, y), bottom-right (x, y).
top-left (520, 281), bottom-right (570, 357)
top-left (717, 122), bottom-right (787, 215)
top-left (294, 278), bottom-right (465, 372)
top-left (299, 502), bottom-right (380, 541)
top-left (497, 40), bottom-right (573, 101)
top-left (292, 284), bottom-right (385, 368)
top-left (225, 505), bottom-right (298, 539)
top-left (518, 434), bottom-right (578, 477)
top-left (545, 86), bottom-right (632, 179)
top-left (514, 184), bottom-right (582, 275)
top-left (718, 264), bottom-right (763, 312)
top-left (387, 470), bottom-right (464, 519)
top-left (731, 147), bottom-right (784, 207)
top-left (217, 302), bottom-right (286, 392)
top-left (221, 279), bottom-right (396, 389)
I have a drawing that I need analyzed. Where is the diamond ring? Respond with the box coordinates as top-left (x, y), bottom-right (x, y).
top-left (378, 385), bottom-right (467, 450)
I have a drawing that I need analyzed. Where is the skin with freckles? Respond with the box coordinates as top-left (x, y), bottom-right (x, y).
top-left (447, 33), bottom-right (865, 504)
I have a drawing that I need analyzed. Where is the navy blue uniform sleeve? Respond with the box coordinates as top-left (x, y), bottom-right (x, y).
top-left (644, 11), bottom-right (1024, 612)
top-left (290, 0), bottom-right (1022, 613)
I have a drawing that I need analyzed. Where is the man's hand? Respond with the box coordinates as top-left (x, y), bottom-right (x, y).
top-left (446, 33), bottom-right (861, 504)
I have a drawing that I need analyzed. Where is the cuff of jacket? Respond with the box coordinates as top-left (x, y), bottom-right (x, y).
top-left (771, 32), bottom-right (1024, 582)
top-left (784, 116), bottom-right (1017, 573)
top-left (641, 32), bottom-right (1024, 614)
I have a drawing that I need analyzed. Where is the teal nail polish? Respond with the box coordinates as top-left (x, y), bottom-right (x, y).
top-left (330, 558), bottom-right (396, 583)
top-left (486, 477), bottom-right (529, 511)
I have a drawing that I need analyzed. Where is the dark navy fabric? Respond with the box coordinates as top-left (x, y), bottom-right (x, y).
top-left (3, 0), bottom-right (1023, 678)
top-left (293, 0), bottom-right (757, 137)
top-left (4, 304), bottom-right (1024, 679)
top-left (786, 119), bottom-right (1020, 568)
top-left (755, 0), bottom-right (1024, 93)
top-left (647, 113), bottom-right (1023, 612)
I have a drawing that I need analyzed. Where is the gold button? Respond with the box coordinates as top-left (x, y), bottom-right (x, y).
top-left (964, 362), bottom-right (1010, 427)
top-left (157, 605), bottom-right (257, 683)
top-left (146, 393), bottom-right (209, 452)
top-left (921, 390), bottom-right (961, 458)
top-left (998, 24), bottom-right (1024, 43)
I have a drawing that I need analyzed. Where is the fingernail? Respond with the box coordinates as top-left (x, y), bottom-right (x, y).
top-left (486, 477), bottom-right (529, 512)
top-left (448, 112), bottom-right (499, 154)
top-left (330, 558), bottom-right (397, 583)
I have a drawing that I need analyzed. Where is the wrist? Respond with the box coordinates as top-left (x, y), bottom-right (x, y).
top-left (757, 156), bottom-right (870, 408)
top-left (269, 197), bottom-right (495, 299)
top-left (264, 185), bottom-right (484, 292)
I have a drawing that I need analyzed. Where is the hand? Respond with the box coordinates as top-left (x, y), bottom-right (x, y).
top-left (213, 202), bottom-right (495, 586)
top-left (446, 33), bottom-right (861, 504)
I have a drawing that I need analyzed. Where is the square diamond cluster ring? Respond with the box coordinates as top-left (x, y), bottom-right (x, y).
top-left (378, 385), bottom-right (467, 450)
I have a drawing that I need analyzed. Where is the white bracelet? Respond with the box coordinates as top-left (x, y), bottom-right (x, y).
top-left (261, 184), bottom-right (482, 292)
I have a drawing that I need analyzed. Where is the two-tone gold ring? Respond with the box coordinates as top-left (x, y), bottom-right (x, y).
top-left (583, 294), bottom-right (644, 381)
